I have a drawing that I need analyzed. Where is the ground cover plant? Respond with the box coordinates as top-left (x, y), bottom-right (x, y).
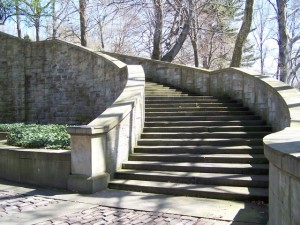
top-left (0, 123), bottom-right (70, 149)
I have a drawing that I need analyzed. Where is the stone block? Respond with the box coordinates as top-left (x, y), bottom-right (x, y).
top-left (68, 173), bottom-right (109, 194)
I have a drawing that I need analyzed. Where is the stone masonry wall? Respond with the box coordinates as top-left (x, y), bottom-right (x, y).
top-left (0, 33), bottom-right (26, 122)
top-left (0, 32), bottom-right (127, 125)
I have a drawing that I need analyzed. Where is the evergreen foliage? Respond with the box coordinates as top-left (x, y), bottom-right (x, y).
top-left (0, 123), bottom-right (70, 149)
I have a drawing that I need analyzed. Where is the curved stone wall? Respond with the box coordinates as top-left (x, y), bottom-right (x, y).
top-left (0, 32), bottom-right (127, 125)
top-left (102, 51), bottom-right (300, 131)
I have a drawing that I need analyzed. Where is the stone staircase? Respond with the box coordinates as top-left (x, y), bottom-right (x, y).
top-left (108, 81), bottom-right (271, 201)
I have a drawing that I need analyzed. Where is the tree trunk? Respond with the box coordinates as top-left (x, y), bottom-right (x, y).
top-left (99, 22), bottom-right (105, 49)
top-left (35, 20), bottom-right (40, 41)
top-left (79, 0), bottom-right (87, 47)
top-left (15, 0), bottom-right (22, 38)
top-left (151, 0), bottom-right (163, 60)
top-left (230, 0), bottom-right (254, 67)
top-left (190, 10), bottom-right (199, 67)
top-left (276, 0), bottom-right (290, 83)
top-left (52, 0), bottom-right (56, 39)
top-left (191, 38), bottom-right (199, 67)
top-left (161, 0), bottom-right (194, 62)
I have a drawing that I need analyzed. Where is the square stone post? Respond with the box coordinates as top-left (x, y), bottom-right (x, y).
top-left (67, 126), bottom-right (109, 193)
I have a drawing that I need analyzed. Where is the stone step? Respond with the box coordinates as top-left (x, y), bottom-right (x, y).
top-left (114, 170), bottom-right (269, 188)
top-left (145, 107), bottom-right (249, 112)
top-left (145, 96), bottom-right (222, 100)
top-left (140, 132), bottom-right (269, 139)
top-left (137, 138), bottom-right (263, 146)
top-left (108, 179), bottom-right (268, 201)
top-left (146, 93), bottom-right (191, 96)
top-left (145, 111), bottom-right (254, 116)
top-left (134, 145), bottom-right (264, 154)
top-left (143, 126), bottom-right (272, 132)
top-left (145, 99), bottom-right (237, 103)
top-left (145, 115), bottom-right (261, 122)
top-left (144, 120), bottom-right (266, 127)
top-left (122, 161), bottom-right (269, 175)
top-left (128, 153), bottom-right (268, 164)
top-left (146, 103), bottom-right (244, 107)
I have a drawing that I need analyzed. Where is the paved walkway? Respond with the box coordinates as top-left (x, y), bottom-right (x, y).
top-left (0, 179), bottom-right (268, 225)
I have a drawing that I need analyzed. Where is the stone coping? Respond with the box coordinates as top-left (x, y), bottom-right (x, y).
top-left (68, 65), bottom-right (145, 135)
top-left (0, 140), bottom-right (71, 153)
top-left (98, 51), bottom-right (211, 73)
top-left (0, 32), bottom-right (127, 73)
top-left (264, 127), bottom-right (300, 179)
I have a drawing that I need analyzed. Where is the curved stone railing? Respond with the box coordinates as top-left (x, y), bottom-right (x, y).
top-left (102, 52), bottom-right (300, 224)
top-left (67, 65), bottom-right (145, 193)
top-left (102, 52), bottom-right (300, 131)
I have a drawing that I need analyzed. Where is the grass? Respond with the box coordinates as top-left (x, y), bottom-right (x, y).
top-left (0, 123), bottom-right (70, 149)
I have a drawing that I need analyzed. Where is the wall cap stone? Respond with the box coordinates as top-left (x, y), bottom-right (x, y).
top-left (264, 127), bottom-right (300, 179)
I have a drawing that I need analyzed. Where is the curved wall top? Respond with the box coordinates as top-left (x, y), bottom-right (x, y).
top-left (0, 32), bottom-right (127, 125)
top-left (101, 51), bottom-right (300, 131)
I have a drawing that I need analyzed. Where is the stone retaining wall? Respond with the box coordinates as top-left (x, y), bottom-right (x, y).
top-left (0, 32), bottom-right (127, 125)
top-left (0, 148), bottom-right (71, 189)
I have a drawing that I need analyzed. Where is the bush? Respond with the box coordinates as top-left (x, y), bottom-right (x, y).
top-left (0, 123), bottom-right (70, 149)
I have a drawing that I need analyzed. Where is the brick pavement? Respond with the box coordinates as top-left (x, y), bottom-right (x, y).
top-left (0, 190), bottom-right (62, 217)
top-left (0, 190), bottom-right (229, 225)
top-left (34, 205), bottom-right (223, 225)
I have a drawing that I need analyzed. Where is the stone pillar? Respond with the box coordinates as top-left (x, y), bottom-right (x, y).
top-left (67, 127), bottom-right (109, 193)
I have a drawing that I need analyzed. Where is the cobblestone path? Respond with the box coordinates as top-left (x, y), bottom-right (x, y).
top-left (0, 190), bottom-right (227, 225)
top-left (0, 190), bottom-right (62, 217)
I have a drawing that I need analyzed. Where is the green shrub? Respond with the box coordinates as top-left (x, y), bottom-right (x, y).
top-left (0, 123), bottom-right (70, 149)
top-left (0, 123), bottom-right (25, 132)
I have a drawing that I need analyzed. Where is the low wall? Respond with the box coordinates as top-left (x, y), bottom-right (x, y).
top-left (0, 148), bottom-right (71, 189)
top-left (0, 32), bottom-right (127, 125)
top-left (67, 65), bottom-right (145, 193)
top-left (264, 128), bottom-right (300, 225)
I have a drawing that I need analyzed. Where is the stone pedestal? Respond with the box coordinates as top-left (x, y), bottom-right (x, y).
top-left (67, 131), bottom-right (109, 193)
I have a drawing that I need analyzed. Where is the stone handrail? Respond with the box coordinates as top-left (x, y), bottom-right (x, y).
top-left (67, 65), bottom-right (145, 193)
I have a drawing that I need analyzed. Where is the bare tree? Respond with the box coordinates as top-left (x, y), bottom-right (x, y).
top-left (19, 0), bottom-right (52, 41)
top-left (79, 0), bottom-right (87, 46)
top-left (151, 0), bottom-right (163, 60)
top-left (161, 0), bottom-right (194, 62)
top-left (0, 0), bottom-right (15, 25)
top-left (14, 0), bottom-right (21, 37)
top-left (267, 0), bottom-right (300, 84)
top-left (252, 1), bottom-right (272, 75)
top-left (230, 0), bottom-right (254, 67)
